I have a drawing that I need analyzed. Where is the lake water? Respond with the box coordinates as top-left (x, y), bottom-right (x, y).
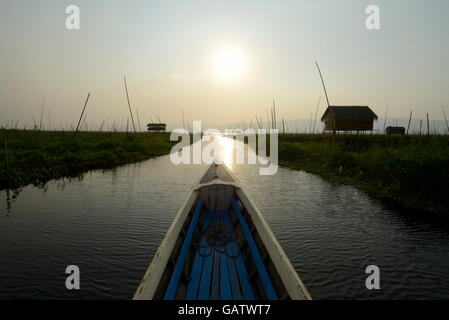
top-left (1, 137), bottom-right (449, 299)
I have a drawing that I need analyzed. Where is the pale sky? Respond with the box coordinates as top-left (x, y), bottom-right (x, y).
top-left (1, 0), bottom-right (448, 130)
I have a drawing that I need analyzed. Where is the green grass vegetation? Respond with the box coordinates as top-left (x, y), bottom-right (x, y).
top-left (276, 134), bottom-right (449, 216)
top-left (2, 129), bottom-right (448, 216)
top-left (0, 129), bottom-right (176, 190)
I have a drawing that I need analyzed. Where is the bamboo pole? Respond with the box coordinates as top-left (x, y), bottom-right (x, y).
top-left (441, 105), bottom-right (449, 134)
top-left (266, 109), bottom-right (270, 131)
top-left (255, 116), bottom-right (261, 130)
top-left (75, 92), bottom-right (91, 134)
top-left (406, 109), bottom-right (412, 135)
top-left (99, 120), bottom-right (106, 132)
top-left (383, 104), bottom-right (389, 133)
top-left (315, 61), bottom-right (330, 107)
top-left (80, 111), bottom-right (88, 131)
top-left (181, 108), bottom-right (186, 131)
top-left (39, 98), bottom-right (45, 131)
top-left (136, 109), bottom-right (142, 132)
top-left (32, 115), bottom-right (37, 130)
top-left (123, 76), bottom-right (137, 133)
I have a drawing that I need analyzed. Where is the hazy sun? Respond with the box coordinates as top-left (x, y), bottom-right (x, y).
top-left (214, 47), bottom-right (246, 79)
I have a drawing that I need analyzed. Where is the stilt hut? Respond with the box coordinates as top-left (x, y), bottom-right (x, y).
top-left (321, 106), bottom-right (378, 132)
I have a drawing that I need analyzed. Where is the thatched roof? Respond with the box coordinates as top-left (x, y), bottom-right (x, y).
top-left (321, 106), bottom-right (378, 121)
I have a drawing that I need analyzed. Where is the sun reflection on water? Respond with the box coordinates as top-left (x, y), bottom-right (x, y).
top-left (215, 135), bottom-right (235, 171)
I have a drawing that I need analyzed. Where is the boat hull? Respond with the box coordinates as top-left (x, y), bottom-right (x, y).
top-left (134, 164), bottom-right (311, 300)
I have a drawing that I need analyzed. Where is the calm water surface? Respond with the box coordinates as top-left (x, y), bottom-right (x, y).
top-left (1, 138), bottom-right (449, 299)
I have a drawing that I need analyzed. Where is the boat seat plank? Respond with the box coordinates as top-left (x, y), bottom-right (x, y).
top-left (219, 250), bottom-right (233, 300)
top-left (164, 199), bottom-right (204, 300)
top-left (215, 211), bottom-right (233, 300)
top-left (197, 249), bottom-right (214, 299)
top-left (211, 250), bottom-right (221, 299)
top-left (197, 213), bottom-right (219, 299)
top-left (222, 210), bottom-right (255, 300)
top-left (225, 256), bottom-right (243, 300)
top-left (185, 212), bottom-right (214, 300)
top-left (231, 197), bottom-right (279, 300)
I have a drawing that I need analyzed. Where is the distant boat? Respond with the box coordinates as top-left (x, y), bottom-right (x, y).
top-left (147, 123), bottom-right (167, 132)
top-left (385, 126), bottom-right (406, 135)
top-left (134, 164), bottom-right (311, 300)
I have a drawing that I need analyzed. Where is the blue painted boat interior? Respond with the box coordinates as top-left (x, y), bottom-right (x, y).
top-left (164, 197), bottom-right (279, 300)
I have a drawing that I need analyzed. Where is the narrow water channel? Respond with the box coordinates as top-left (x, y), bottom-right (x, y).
top-left (1, 137), bottom-right (449, 299)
